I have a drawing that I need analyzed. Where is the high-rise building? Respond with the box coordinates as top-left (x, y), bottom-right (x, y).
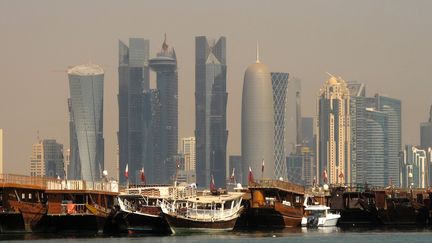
top-left (286, 77), bottom-right (302, 155)
top-left (271, 72), bottom-right (289, 180)
top-left (30, 138), bottom-right (64, 178)
top-left (0, 129), bottom-right (3, 174)
top-left (420, 105), bottom-right (432, 149)
top-left (400, 145), bottom-right (427, 188)
top-left (118, 38), bottom-right (150, 184)
top-left (241, 46), bottom-right (275, 184)
top-left (363, 108), bottom-right (388, 186)
top-left (317, 75), bottom-right (351, 184)
top-left (195, 36), bottom-right (228, 189)
top-left (375, 94), bottom-right (402, 186)
top-left (64, 148), bottom-right (70, 178)
top-left (181, 137), bottom-right (196, 171)
top-left (301, 117), bottom-right (316, 185)
top-left (149, 35), bottom-right (178, 184)
top-left (68, 64), bottom-right (104, 182)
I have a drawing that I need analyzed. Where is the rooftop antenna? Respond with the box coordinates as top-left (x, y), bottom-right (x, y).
top-left (256, 41), bottom-right (260, 63)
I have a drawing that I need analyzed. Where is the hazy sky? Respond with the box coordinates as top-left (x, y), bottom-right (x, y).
top-left (1, 0), bottom-right (431, 178)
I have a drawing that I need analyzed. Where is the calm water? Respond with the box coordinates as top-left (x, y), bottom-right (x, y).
top-left (1, 227), bottom-right (432, 242)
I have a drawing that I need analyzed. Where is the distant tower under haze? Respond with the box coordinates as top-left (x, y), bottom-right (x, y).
top-left (271, 72), bottom-right (289, 180)
top-left (195, 36), bottom-right (228, 188)
top-left (0, 129), bottom-right (2, 174)
top-left (118, 38), bottom-right (150, 184)
top-left (317, 74), bottom-right (350, 184)
top-left (241, 45), bottom-right (275, 184)
top-left (68, 64), bottom-right (104, 181)
top-left (149, 35), bottom-right (178, 183)
top-left (420, 105), bottom-right (432, 149)
top-left (30, 137), bottom-right (64, 178)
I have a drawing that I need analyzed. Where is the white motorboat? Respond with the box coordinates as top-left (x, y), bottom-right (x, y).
top-left (301, 204), bottom-right (340, 227)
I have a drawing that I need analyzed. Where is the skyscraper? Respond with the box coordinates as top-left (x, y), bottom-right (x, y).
top-left (118, 38), bottom-right (150, 184)
top-left (400, 145), bottom-right (427, 188)
top-left (420, 105), bottom-right (432, 149)
top-left (317, 75), bottom-right (351, 184)
top-left (149, 35), bottom-right (178, 183)
top-left (195, 36), bottom-right (228, 189)
top-left (241, 46), bottom-right (275, 183)
top-left (30, 138), bottom-right (64, 178)
top-left (181, 137), bottom-right (196, 172)
top-left (68, 64), bottom-right (104, 182)
top-left (286, 77), bottom-right (302, 155)
top-left (271, 72), bottom-right (289, 180)
top-left (375, 94), bottom-right (402, 186)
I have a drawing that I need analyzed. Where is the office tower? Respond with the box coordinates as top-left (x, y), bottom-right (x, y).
top-left (142, 89), bottom-right (162, 184)
top-left (400, 145), bottom-right (427, 188)
top-left (420, 105), bottom-right (432, 148)
top-left (149, 35), bottom-right (178, 183)
top-left (363, 108), bottom-right (388, 186)
top-left (347, 81), bottom-right (367, 184)
top-left (0, 129), bottom-right (2, 174)
top-left (195, 36), bottom-right (228, 188)
top-left (30, 138), bottom-right (64, 178)
top-left (286, 155), bottom-right (304, 185)
top-left (317, 75), bottom-right (350, 184)
top-left (286, 77), bottom-right (301, 155)
top-left (64, 148), bottom-right (70, 178)
top-left (118, 38), bottom-right (150, 184)
top-left (271, 72), bottom-right (289, 180)
top-left (301, 117), bottom-right (316, 185)
top-left (375, 94), bottom-right (402, 186)
top-left (181, 137), bottom-right (196, 171)
top-left (68, 64), bottom-right (104, 181)
top-left (229, 155), bottom-right (242, 184)
top-left (241, 46), bottom-right (275, 184)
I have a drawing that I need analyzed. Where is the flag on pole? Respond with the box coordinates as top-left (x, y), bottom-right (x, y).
top-left (248, 166), bottom-right (255, 184)
top-left (261, 159), bottom-right (265, 174)
top-left (124, 164), bottom-right (129, 179)
top-left (176, 159), bottom-right (180, 169)
top-left (140, 167), bottom-right (146, 184)
top-left (323, 168), bottom-right (328, 184)
top-left (210, 174), bottom-right (216, 192)
top-left (230, 168), bottom-right (235, 181)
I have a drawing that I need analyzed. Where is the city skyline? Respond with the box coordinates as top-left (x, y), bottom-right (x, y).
top-left (1, 1), bottom-right (432, 177)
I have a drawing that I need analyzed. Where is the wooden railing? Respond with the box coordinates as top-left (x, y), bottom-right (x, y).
top-left (249, 179), bottom-right (305, 194)
top-left (0, 173), bottom-right (51, 189)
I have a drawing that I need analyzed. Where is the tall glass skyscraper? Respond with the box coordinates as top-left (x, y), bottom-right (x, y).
top-left (376, 94), bottom-right (401, 186)
top-left (118, 38), bottom-right (150, 184)
top-left (271, 72), bottom-right (289, 180)
top-left (195, 36), bottom-right (228, 188)
top-left (420, 105), bottom-right (432, 149)
top-left (149, 35), bottom-right (178, 184)
top-left (286, 77), bottom-right (301, 155)
top-left (68, 64), bottom-right (104, 181)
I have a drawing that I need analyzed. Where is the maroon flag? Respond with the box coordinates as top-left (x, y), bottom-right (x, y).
top-left (124, 164), bottom-right (129, 179)
top-left (210, 174), bottom-right (216, 192)
top-left (248, 166), bottom-right (255, 184)
top-left (339, 171), bottom-right (344, 179)
top-left (323, 169), bottom-right (328, 184)
top-left (140, 167), bottom-right (146, 184)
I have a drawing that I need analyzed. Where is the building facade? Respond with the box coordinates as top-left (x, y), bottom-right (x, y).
top-left (400, 145), bottom-right (427, 188)
top-left (68, 64), bottom-right (104, 182)
top-left (241, 47), bottom-right (275, 184)
top-left (118, 38), bottom-right (150, 184)
top-left (271, 72), bottom-right (289, 180)
top-left (317, 75), bottom-right (351, 184)
top-left (286, 77), bottom-right (302, 156)
top-left (0, 129), bottom-right (2, 174)
top-left (149, 36), bottom-right (178, 184)
top-left (30, 138), bottom-right (64, 178)
top-left (375, 94), bottom-right (402, 186)
top-left (195, 36), bottom-right (228, 188)
top-left (181, 137), bottom-right (196, 172)
top-left (420, 105), bottom-right (432, 149)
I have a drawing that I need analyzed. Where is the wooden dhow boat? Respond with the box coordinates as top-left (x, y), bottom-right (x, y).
top-left (160, 191), bottom-right (244, 233)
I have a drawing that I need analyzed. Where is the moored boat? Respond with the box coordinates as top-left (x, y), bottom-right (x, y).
top-left (240, 179), bottom-right (305, 228)
top-left (160, 191), bottom-right (244, 233)
top-left (301, 204), bottom-right (340, 227)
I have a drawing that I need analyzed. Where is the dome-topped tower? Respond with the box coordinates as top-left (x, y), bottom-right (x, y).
top-left (241, 44), bottom-right (275, 183)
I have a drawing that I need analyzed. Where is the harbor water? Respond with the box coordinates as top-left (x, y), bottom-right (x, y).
top-left (1, 227), bottom-right (432, 242)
